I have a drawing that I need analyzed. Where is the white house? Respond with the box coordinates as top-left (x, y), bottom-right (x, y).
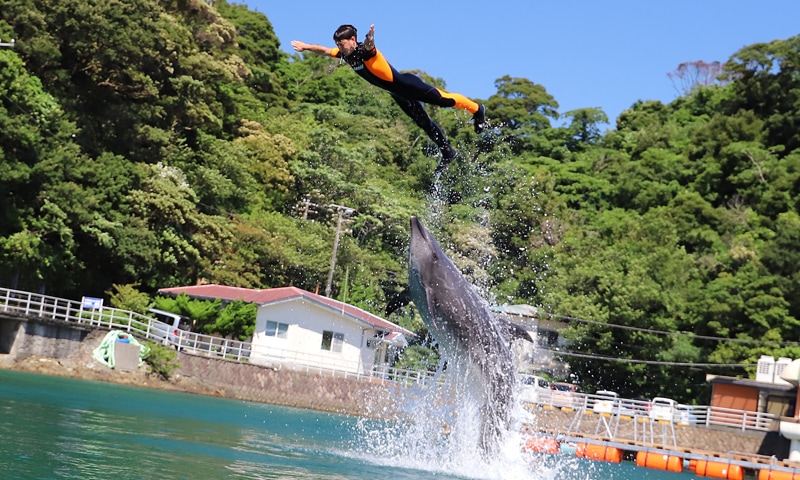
top-left (157, 284), bottom-right (413, 375)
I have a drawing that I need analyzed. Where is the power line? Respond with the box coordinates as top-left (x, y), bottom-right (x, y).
top-left (541, 311), bottom-right (800, 347)
top-left (537, 348), bottom-right (756, 368)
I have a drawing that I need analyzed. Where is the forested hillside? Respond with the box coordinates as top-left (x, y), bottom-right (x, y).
top-left (2, 0), bottom-right (800, 402)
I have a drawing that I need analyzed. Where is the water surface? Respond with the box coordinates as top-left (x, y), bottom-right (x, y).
top-left (0, 369), bottom-right (700, 479)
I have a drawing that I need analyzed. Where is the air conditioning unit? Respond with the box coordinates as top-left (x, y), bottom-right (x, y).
top-left (778, 359), bottom-right (800, 386)
top-left (775, 357), bottom-right (792, 385)
top-left (756, 355), bottom-right (775, 383)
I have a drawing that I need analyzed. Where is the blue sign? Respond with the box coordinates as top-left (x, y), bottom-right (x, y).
top-left (81, 296), bottom-right (103, 310)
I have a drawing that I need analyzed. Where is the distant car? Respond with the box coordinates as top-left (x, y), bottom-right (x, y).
top-left (619, 397), bottom-right (650, 416)
top-left (519, 374), bottom-right (550, 404)
top-left (147, 308), bottom-right (191, 346)
top-left (592, 390), bottom-right (619, 414)
top-left (675, 404), bottom-right (699, 425)
top-left (649, 397), bottom-right (677, 421)
top-left (550, 382), bottom-right (580, 408)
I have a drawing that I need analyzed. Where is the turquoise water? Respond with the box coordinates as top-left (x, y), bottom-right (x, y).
top-left (0, 370), bottom-right (701, 479)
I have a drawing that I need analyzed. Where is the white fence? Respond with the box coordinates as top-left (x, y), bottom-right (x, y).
top-left (0, 287), bottom-right (436, 385)
top-left (523, 388), bottom-right (782, 433)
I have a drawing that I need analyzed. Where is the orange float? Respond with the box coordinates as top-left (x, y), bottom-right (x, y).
top-left (691, 459), bottom-right (744, 480)
top-left (522, 436), bottom-right (560, 454)
top-left (758, 469), bottom-right (800, 480)
top-left (575, 443), bottom-right (622, 463)
top-left (635, 451), bottom-right (683, 473)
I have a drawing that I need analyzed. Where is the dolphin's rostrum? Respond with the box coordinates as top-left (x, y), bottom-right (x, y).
top-left (407, 216), bottom-right (530, 456)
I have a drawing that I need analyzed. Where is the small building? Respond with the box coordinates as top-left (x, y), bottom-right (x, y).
top-left (707, 356), bottom-right (798, 418)
top-left (157, 284), bottom-right (413, 375)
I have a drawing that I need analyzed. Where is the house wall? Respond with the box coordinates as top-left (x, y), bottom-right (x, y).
top-left (712, 383), bottom-right (759, 411)
top-left (250, 299), bottom-right (377, 374)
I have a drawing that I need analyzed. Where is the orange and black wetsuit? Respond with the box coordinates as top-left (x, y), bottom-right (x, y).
top-left (331, 43), bottom-right (480, 158)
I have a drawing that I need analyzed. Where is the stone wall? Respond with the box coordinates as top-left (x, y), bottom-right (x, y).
top-left (5, 316), bottom-right (91, 359)
top-left (175, 353), bottom-right (402, 417)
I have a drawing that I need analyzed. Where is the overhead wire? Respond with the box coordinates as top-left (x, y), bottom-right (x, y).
top-left (535, 347), bottom-right (757, 368)
top-left (509, 310), bottom-right (795, 367)
top-left (537, 311), bottom-right (800, 347)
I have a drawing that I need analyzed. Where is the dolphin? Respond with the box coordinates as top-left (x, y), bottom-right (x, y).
top-left (407, 216), bottom-right (529, 456)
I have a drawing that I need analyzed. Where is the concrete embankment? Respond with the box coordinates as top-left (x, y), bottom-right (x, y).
top-left (0, 316), bottom-right (401, 418)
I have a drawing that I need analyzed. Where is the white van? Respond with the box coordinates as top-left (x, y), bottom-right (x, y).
top-left (592, 390), bottom-right (619, 414)
top-left (649, 397), bottom-right (677, 421)
top-left (147, 308), bottom-right (191, 345)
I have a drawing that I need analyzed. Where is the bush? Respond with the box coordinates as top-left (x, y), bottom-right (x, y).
top-left (142, 341), bottom-right (180, 380)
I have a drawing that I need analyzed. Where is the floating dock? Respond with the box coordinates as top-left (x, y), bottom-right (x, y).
top-left (523, 430), bottom-right (800, 479)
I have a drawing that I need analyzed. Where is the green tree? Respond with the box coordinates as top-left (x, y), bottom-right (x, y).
top-left (205, 300), bottom-right (257, 341)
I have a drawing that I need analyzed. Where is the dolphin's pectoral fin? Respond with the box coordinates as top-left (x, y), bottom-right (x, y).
top-left (506, 320), bottom-right (535, 343)
top-left (491, 314), bottom-right (535, 343)
top-left (385, 287), bottom-right (411, 316)
top-left (425, 287), bottom-right (441, 329)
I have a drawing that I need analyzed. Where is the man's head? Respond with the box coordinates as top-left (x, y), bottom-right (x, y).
top-left (333, 24), bottom-right (358, 55)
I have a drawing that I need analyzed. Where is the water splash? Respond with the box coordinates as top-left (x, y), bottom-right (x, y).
top-left (348, 366), bottom-right (588, 480)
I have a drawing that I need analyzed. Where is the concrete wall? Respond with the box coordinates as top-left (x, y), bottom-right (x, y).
top-left (3, 316), bottom-right (90, 360)
top-left (176, 353), bottom-right (400, 417)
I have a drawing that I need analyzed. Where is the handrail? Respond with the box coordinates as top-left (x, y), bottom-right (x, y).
top-left (523, 389), bottom-right (782, 434)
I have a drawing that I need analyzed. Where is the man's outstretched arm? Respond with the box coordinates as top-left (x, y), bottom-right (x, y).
top-left (363, 24), bottom-right (375, 51)
top-left (291, 40), bottom-right (333, 56)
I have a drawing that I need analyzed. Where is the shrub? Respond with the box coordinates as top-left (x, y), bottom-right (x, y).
top-left (142, 341), bottom-right (180, 380)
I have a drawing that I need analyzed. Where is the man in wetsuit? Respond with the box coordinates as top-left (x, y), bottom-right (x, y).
top-left (291, 24), bottom-right (486, 173)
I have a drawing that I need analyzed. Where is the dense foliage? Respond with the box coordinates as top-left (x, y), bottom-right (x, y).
top-left (2, 0), bottom-right (800, 402)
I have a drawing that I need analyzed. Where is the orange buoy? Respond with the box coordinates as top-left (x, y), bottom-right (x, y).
top-left (693, 459), bottom-right (744, 480)
top-left (636, 451), bottom-right (683, 473)
top-left (522, 436), bottom-right (560, 454)
top-left (758, 469), bottom-right (800, 480)
top-left (575, 443), bottom-right (622, 463)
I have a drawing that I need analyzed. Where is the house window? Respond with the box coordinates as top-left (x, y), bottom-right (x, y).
top-left (265, 321), bottom-right (289, 339)
top-left (321, 330), bottom-right (344, 353)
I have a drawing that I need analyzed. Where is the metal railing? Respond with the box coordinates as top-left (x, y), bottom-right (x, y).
top-left (522, 388), bottom-right (783, 434)
top-left (0, 287), bottom-right (252, 361)
top-left (0, 287), bottom-right (438, 386)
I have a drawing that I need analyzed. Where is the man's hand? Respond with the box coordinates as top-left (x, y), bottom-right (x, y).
top-left (290, 40), bottom-right (307, 52)
top-left (363, 24), bottom-right (375, 50)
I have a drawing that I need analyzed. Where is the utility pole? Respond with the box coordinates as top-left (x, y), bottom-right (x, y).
top-left (325, 204), bottom-right (355, 297)
top-left (293, 197), bottom-right (317, 219)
